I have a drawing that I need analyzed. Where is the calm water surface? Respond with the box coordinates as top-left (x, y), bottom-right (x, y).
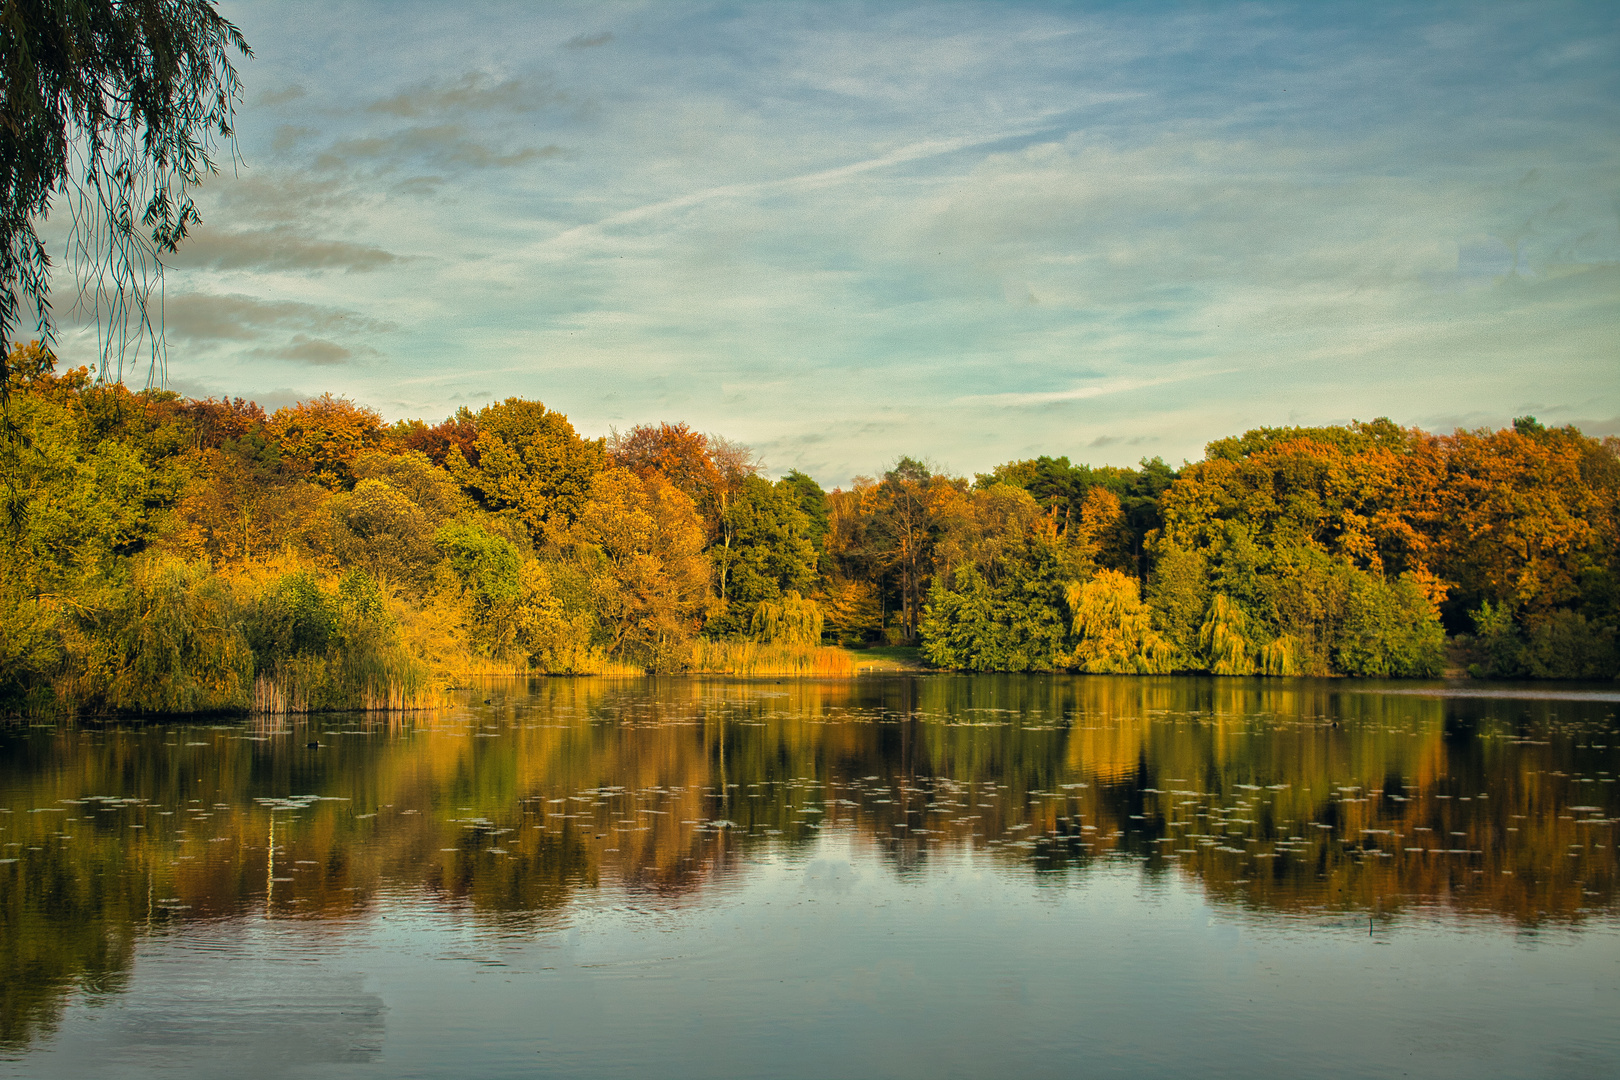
top-left (2, 675), bottom-right (1618, 1079)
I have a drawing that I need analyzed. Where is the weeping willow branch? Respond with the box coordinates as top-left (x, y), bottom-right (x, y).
top-left (1, 0), bottom-right (251, 393)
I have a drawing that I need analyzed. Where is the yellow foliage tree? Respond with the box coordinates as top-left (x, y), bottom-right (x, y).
top-left (749, 590), bottom-right (824, 645)
top-left (1066, 570), bottom-right (1173, 674)
top-left (1198, 593), bottom-right (1256, 675)
top-left (572, 468), bottom-right (709, 671)
top-left (168, 451), bottom-right (326, 563)
top-left (1074, 486), bottom-right (1126, 566)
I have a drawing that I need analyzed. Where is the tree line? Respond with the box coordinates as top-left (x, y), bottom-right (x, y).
top-left (2, 341), bottom-right (1616, 714)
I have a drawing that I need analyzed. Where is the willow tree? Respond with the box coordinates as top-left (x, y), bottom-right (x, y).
top-left (1, 0), bottom-right (250, 390)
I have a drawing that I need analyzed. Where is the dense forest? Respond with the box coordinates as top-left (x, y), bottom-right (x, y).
top-left (2, 340), bottom-right (1616, 715)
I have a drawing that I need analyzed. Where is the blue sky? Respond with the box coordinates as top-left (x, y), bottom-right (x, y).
top-left (63, 1), bottom-right (1619, 485)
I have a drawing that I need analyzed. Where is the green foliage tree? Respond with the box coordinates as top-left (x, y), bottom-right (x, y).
top-left (1145, 541), bottom-right (1208, 666)
top-left (323, 478), bottom-right (437, 591)
top-left (310, 451), bottom-right (466, 593)
top-left (708, 474), bottom-right (819, 638)
top-left (919, 541), bottom-right (1069, 671)
top-left (778, 470), bottom-right (830, 561)
top-left (1335, 572), bottom-right (1445, 677)
top-left (920, 565), bottom-right (995, 669)
top-left (449, 398), bottom-right (605, 545)
top-left (1, 365), bottom-right (152, 587)
top-left (435, 519), bottom-right (521, 599)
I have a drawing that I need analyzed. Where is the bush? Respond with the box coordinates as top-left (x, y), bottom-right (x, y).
top-left (74, 557), bottom-right (252, 713)
top-left (245, 569), bottom-right (337, 660)
top-left (243, 567), bottom-right (434, 713)
top-left (0, 586), bottom-right (66, 714)
top-left (1336, 573), bottom-right (1445, 677)
top-left (1466, 600), bottom-right (1525, 678)
top-left (1522, 611), bottom-right (1619, 680)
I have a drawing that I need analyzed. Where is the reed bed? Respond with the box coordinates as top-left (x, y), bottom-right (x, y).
top-left (687, 640), bottom-right (856, 676)
top-left (249, 654), bottom-right (447, 717)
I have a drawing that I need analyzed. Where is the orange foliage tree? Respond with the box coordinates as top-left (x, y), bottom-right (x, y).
top-left (608, 421), bottom-right (718, 502)
top-left (268, 394), bottom-right (385, 489)
top-left (1432, 421), bottom-right (1618, 622)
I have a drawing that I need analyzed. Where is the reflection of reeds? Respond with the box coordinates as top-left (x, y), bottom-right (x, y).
top-left (687, 640), bottom-right (856, 676)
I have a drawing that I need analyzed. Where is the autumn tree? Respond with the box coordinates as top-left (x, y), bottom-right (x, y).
top-left (1434, 421), bottom-right (1614, 621)
top-left (1073, 486), bottom-right (1129, 569)
top-left (608, 421), bottom-right (716, 502)
top-left (571, 467), bottom-right (709, 671)
top-left (448, 397), bottom-right (605, 546)
top-left (862, 457), bottom-right (967, 643)
top-left (396, 406), bottom-right (479, 467)
top-left (268, 394), bottom-right (384, 489)
top-left (819, 477), bottom-right (884, 643)
top-left (315, 452), bottom-right (463, 594)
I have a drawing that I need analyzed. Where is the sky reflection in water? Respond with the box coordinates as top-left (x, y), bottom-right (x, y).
top-left (2, 675), bottom-right (1617, 1078)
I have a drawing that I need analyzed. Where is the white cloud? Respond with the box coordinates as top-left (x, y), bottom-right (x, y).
top-left (119, 1), bottom-right (1615, 485)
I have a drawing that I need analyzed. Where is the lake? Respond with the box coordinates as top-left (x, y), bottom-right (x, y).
top-left (2, 675), bottom-right (1617, 1079)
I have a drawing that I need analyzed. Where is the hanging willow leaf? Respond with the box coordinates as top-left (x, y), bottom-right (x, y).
top-left (1, 0), bottom-right (251, 391)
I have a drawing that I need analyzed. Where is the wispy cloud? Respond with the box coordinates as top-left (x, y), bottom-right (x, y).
top-left (543, 126), bottom-right (1067, 249)
top-left (316, 126), bottom-right (563, 171)
top-left (165, 226), bottom-right (399, 273)
top-left (959, 371), bottom-right (1230, 408)
top-left (367, 72), bottom-right (564, 117)
top-left (161, 293), bottom-right (395, 342)
top-left (565, 32), bottom-right (613, 50)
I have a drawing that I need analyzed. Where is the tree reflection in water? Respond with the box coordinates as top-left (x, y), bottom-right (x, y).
top-left (2, 674), bottom-right (1616, 1049)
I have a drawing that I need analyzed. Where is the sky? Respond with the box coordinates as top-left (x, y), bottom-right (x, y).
top-left (54, 1), bottom-right (1620, 486)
